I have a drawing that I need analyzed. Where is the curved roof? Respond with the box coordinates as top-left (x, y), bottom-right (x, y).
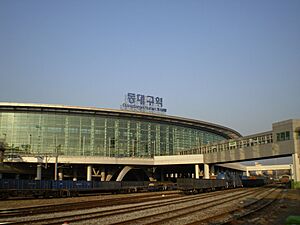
top-left (0, 102), bottom-right (242, 139)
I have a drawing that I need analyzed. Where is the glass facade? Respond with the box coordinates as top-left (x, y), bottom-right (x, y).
top-left (0, 111), bottom-right (226, 158)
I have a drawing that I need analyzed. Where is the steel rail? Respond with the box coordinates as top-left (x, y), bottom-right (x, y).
top-left (0, 191), bottom-right (180, 218)
top-left (109, 188), bottom-right (263, 225)
top-left (3, 188), bottom-right (246, 225)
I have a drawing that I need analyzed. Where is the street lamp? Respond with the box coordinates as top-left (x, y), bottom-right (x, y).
top-left (28, 134), bottom-right (32, 153)
top-left (54, 136), bottom-right (58, 181)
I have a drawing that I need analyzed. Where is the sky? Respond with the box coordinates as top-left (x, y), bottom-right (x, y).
top-left (0, 0), bottom-right (300, 136)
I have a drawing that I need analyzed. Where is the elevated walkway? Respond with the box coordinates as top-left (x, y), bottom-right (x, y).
top-left (180, 119), bottom-right (300, 183)
top-left (245, 164), bottom-right (292, 176)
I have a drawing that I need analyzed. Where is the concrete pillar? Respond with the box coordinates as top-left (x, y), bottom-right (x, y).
top-left (246, 169), bottom-right (250, 177)
top-left (106, 171), bottom-right (113, 181)
top-left (204, 164), bottom-right (210, 179)
top-left (116, 166), bottom-right (133, 181)
top-left (73, 168), bottom-right (78, 181)
top-left (161, 169), bottom-right (165, 181)
top-left (292, 153), bottom-right (300, 182)
top-left (101, 169), bottom-right (106, 182)
top-left (195, 164), bottom-right (200, 179)
top-left (54, 155), bottom-right (58, 181)
top-left (210, 165), bottom-right (215, 176)
top-left (36, 164), bottom-right (42, 180)
top-left (58, 168), bottom-right (63, 180)
top-left (87, 165), bottom-right (93, 181)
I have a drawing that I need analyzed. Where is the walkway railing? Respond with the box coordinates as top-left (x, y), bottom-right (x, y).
top-left (180, 131), bottom-right (273, 155)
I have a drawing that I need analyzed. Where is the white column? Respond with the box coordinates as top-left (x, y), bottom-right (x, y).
top-left (116, 166), bottom-right (133, 181)
top-left (101, 169), bottom-right (106, 182)
top-left (36, 164), bottom-right (42, 180)
top-left (87, 165), bottom-right (92, 182)
top-left (195, 164), bottom-right (200, 179)
top-left (204, 163), bottom-right (210, 179)
top-left (73, 168), bottom-right (78, 181)
top-left (246, 169), bottom-right (250, 177)
top-left (106, 171), bottom-right (113, 181)
top-left (292, 153), bottom-right (300, 182)
top-left (210, 165), bottom-right (215, 176)
top-left (58, 168), bottom-right (63, 180)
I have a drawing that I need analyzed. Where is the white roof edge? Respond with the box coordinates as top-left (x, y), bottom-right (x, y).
top-left (0, 102), bottom-right (241, 138)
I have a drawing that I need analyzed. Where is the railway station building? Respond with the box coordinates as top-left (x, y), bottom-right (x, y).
top-left (0, 102), bottom-right (299, 186)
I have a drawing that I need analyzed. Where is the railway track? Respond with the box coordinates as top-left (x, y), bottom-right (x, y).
top-left (0, 191), bottom-right (180, 218)
top-left (1, 188), bottom-right (254, 225)
top-left (109, 187), bottom-right (268, 225)
top-left (184, 186), bottom-right (281, 225)
top-left (216, 187), bottom-right (283, 225)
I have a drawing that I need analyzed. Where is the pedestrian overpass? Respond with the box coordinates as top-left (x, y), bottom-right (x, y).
top-left (180, 119), bottom-right (300, 185)
top-left (245, 164), bottom-right (292, 177)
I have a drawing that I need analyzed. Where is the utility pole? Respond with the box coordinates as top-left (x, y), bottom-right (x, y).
top-left (54, 136), bottom-right (58, 181)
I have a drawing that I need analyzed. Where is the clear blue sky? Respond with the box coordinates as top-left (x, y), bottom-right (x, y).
top-left (1, 0), bottom-right (300, 136)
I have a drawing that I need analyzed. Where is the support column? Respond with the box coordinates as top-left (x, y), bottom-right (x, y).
top-left (166, 173), bottom-right (170, 180)
top-left (210, 165), bottom-right (215, 176)
top-left (58, 168), bottom-right (63, 180)
top-left (36, 164), bottom-right (42, 180)
top-left (101, 169), bottom-right (106, 182)
top-left (161, 169), bottom-right (165, 181)
top-left (87, 165), bottom-right (92, 182)
top-left (292, 153), bottom-right (300, 183)
top-left (54, 154), bottom-right (58, 180)
top-left (246, 169), bottom-right (250, 177)
top-left (195, 164), bottom-right (200, 179)
top-left (106, 171), bottom-right (113, 181)
top-left (73, 167), bottom-right (78, 181)
top-left (204, 163), bottom-right (209, 179)
top-left (116, 166), bottom-right (133, 181)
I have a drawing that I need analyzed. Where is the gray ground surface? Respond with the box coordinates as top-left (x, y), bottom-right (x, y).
top-left (231, 188), bottom-right (300, 225)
